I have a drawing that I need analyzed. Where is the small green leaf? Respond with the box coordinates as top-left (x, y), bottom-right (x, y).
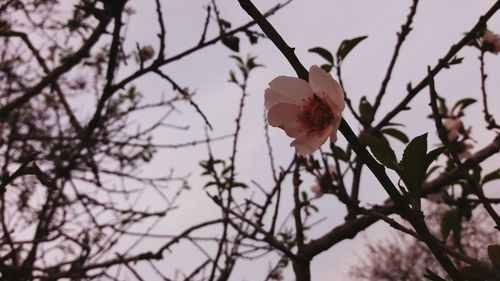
top-left (320, 64), bottom-right (333, 73)
top-left (440, 208), bottom-right (461, 240)
top-left (359, 96), bottom-right (373, 123)
top-left (222, 35), bottom-right (240, 52)
top-left (385, 122), bottom-right (405, 127)
top-left (435, 96), bottom-right (448, 116)
top-left (310, 205), bottom-right (319, 212)
top-left (229, 55), bottom-right (244, 65)
top-left (337, 36), bottom-right (368, 61)
top-left (231, 182), bottom-right (248, 189)
top-left (331, 145), bottom-right (350, 162)
top-left (362, 135), bottom-right (398, 170)
top-left (481, 168), bottom-right (500, 185)
top-left (401, 133), bottom-right (428, 191)
top-left (487, 244), bottom-right (500, 268)
top-left (203, 181), bottom-right (218, 188)
top-left (301, 191), bottom-right (309, 202)
top-left (451, 98), bottom-right (476, 115)
top-left (381, 128), bottom-right (409, 144)
top-left (425, 165), bottom-right (441, 179)
top-left (221, 165), bottom-right (232, 175)
top-left (425, 146), bottom-right (446, 168)
top-left (445, 56), bottom-right (463, 68)
top-left (246, 56), bottom-right (263, 70)
top-left (229, 70), bottom-right (238, 84)
top-left (308, 47), bottom-right (334, 64)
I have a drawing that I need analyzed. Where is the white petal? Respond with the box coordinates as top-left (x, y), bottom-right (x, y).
top-left (309, 65), bottom-right (345, 111)
top-left (267, 103), bottom-right (306, 138)
top-left (291, 126), bottom-right (332, 156)
top-left (265, 76), bottom-right (312, 109)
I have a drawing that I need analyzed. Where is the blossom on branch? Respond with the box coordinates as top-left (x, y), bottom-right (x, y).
top-left (311, 182), bottom-right (324, 198)
top-left (482, 29), bottom-right (500, 54)
top-left (139, 45), bottom-right (155, 60)
top-left (264, 65), bottom-right (345, 156)
top-left (442, 117), bottom-right (474, 160)
top-left (443, 117), bottom-right (462, 142)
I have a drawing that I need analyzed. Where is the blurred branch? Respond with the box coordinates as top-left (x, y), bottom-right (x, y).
top-left (0, 16), bottom-right (113, 119)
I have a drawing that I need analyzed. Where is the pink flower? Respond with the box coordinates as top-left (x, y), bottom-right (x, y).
top-left (311, 181), bottom-right (324, 198)
top-left (443, 118), bottom-right (462, 142)
top-left (483, 29), bottom-right (500, 54)
top-left (265, 66), bottom-right (345, 156)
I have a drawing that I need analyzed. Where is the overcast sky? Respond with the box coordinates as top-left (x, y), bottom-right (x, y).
top-left (113, 0), bottom-right (500, 279)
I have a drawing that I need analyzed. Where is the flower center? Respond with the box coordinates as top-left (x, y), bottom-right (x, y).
top-left (298, 94), bottom-right (333, 132)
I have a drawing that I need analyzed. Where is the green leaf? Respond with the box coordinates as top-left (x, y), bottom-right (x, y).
top-left (203, 181), bottom-right (218, 188)
top-left (337, 36), bottom-right (368, 61)
top-left (481, 168), bottom-right (500, 185)
top-left (229, 55), bottom-right (244, 65)
top-left (222, 35), bottom-right (240, 52)
top-left (229, 70), bottom-right (238, 84)
top-left (381, 128), bottom-right (409, 143)
top-left (362, 135), bottom-right (398, 170)
top-left (221, 165), bottom-right (232, 175)
top-left (246, 56), bottom-right (263, 70)
top-left (445, 56), bottom-right (463, 68)
top-left (401, 133), bottom-right (428, 192)
top-left (331, 145), bottom-right (350, 162)
top-left (440, 209), bottom-right (461, 240)
top-left (428, 96), bottom-right (448, 117)
top-left (425, 146), bottom-right (446, 168)
top-left (231, 181), bottom-right (248, 189)
top-left (320, 64), bottom-right (333, 73)
top-left (359, 96), bottom-right (373, 123)
top-left (308, 47), bottom-right (334, 64)
top-left (301, 191), bottom-right (309, 202)
top-left (423, 269), bottom-right (447, 281)
top-left (451, 98), bottom-right (476, 115)
top-left (425, 165), bottom-right (441, 179)
top-left (487, 244), bottom-right (500, 268)
top-left (385, 122), bottom-right (405, 127)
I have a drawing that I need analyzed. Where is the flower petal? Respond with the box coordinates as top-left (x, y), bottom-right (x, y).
top-left (329, 114), bottom-right (342, 143)
top-left (309, 65), bottom-right (345, 111)
top-left (291, 126), bottom-right (332, 156)
top-left (267, 103), bottom-right (305, 138)
top-left (265, 76), bottom-right (313, 109)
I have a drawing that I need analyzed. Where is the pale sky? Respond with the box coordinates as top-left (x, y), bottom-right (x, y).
top-left (113, 0), bottom-right (500, 279)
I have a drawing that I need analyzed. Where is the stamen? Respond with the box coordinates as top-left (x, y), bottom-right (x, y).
top-left (297, 94), bottom-right (333, 133)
